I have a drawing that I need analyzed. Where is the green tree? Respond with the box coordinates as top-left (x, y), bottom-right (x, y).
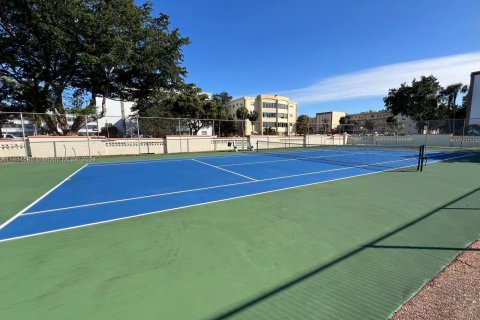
top-left (263, 127), bottom-right (278, 135)
top-left (219, 116), bottom-right (239, 137)
top-left (0, 0), bottom-right (189, 135)
top-left (235, 106), bottom-right (249, 121)
top-left (100, 124), bottom-right (119, 138)
top-left (212, 92), bottom-right (232, 107)
top-left (136, 84), bottom-right (226, 135)
top-left (385, 116), bottom-right (398, 134)
top-left (210, 91), bottom-right (233, 136)
top-left (384, 76), bottom-right (447, 121)
top-left (235, 106), bottom-right (249, 135)
top-left (364, 119), bottom-right (375, 132)
top-left (296, 115), bottom-right (310, 135)
top-left (248, 111), bottom-right (259, 122)
top-left (440, 83), bottom-right (468, 119)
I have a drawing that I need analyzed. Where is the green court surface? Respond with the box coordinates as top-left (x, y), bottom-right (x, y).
top-left (0, 152), bottom-right (479, 319)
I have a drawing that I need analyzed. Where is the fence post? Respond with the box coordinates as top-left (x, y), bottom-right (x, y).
top-left (136, 116), bottom-right (141, 154)
top-left (212, 120), bottom-right (215, 137)
top-left (424, 121), bottom-right (429, 147)
top-left (461, 119), bottom-right (465, 149)
top-left (20, 113), bottom-right (28, 159)
top-left (85, 115), bottom-right (91, 158)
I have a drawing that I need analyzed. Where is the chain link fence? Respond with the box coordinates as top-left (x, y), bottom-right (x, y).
top-left (1, 111), bottom-right (479, 139)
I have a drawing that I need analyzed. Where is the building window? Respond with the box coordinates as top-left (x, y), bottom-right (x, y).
top-left (262, 122), bottom-right (288, 128)
top-left (262, 112), bottom-right (276, 118)
top-left (262, 102), bottom-right (276, 109)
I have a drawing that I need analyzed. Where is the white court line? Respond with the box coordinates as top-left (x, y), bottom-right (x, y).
top-left (87, 152), bottom-right (258, 167)
top-left (23, 156), bottom-right (417, 216)
top-left (191, 158), bottom-right (257, 181)
top-left (0, 164), bottom-right (89, 230)
top-left (220, 151), bottom-right (416, 167)
top-left (1, 153), bottom-right (473, 243)
top-left (220, 158), bottom-right (297, 166)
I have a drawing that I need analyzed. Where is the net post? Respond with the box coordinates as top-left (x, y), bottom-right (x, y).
top-left (419, 145), bottom-right (426, 172)
top-left (416, 145), bottom-right (421, 171)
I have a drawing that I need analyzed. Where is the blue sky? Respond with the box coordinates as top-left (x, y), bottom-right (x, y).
top-left (146, 0), bottom-right (480, 116)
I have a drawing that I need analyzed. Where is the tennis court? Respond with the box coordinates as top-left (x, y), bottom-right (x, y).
top-left (0, 146), bottom-right (479, 320)
top-left (0, 144), bottom-right (468, 241)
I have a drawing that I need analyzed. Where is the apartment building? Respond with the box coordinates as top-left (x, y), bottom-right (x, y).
top-left (346, 110), bottom-right (417, 134)
top-left (309, 111), bottom-right (346, 133)
top-left (227, 94), bottom-right (298, 135)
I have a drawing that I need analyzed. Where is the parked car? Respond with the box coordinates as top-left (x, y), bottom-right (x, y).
top-left (1, 134), bottom-right (20, 139)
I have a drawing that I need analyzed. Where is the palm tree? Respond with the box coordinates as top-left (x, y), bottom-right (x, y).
top-left (247, 111), bottom-right (259, 134)
top-left (236, 106), bottom-right (249, 135)
top-left (440, 83), bottom-right (468, 134)
top-left (441, 83), bottom-right (468, 119)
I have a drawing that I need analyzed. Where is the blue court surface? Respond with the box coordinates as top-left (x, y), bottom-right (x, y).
top-left (0, 148), bottom-right (470, 242)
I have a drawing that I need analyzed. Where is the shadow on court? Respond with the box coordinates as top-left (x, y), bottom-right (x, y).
top-left (212, 187), bottom-right (480, 319)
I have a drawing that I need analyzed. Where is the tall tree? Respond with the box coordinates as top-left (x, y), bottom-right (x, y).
top-left (235, 106), bottom-right (249, 135)
top-left (0, 0), bottom-right (189, 135)
top-left (212, 92), bottom-right (232, 107)
top-left (247, 111), bottom-right (259, 122)
top-left (135, 84), bottom-right (224, 135)
top-left (384, 76), bottom-right (447, 121)
top-left (235, 106), bottom-right (249, 121)
top-left (296, 114), bottom-right (310, 135)
top-left (440, 83), bottom-right (468, 119)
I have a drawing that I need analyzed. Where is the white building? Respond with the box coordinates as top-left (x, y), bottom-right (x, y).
top-left (467, 71), bottom-right (480, 126)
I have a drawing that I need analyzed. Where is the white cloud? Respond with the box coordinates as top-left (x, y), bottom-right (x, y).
top-left (280, 52), bottom-right (480, 104)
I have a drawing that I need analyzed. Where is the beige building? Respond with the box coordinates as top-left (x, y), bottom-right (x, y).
top-left (309, 111), bottom-right (346, 133)
top-left (228, 94), bottom-right (298, 135)
top-left (346, 110), bottom-right (417, 134)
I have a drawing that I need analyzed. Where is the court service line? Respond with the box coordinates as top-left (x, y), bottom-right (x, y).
top-left (87, 152), bottom-right (259, 167)
top-left (219, 151), bottom-right (415, 167)
top-left (191, 158), bottom-right (257, 181)
top-left (1, 153), bottom-right (472, 243)
top-left (0, 164), bottom-right (89, 230)
top-left (23, 156), bottom-right (417, 216)
top-left (220, 158), bottom-right (297, 166)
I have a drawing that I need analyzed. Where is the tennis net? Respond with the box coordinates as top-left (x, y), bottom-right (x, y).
top-left (256, 140), bottom-right (425, 171)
